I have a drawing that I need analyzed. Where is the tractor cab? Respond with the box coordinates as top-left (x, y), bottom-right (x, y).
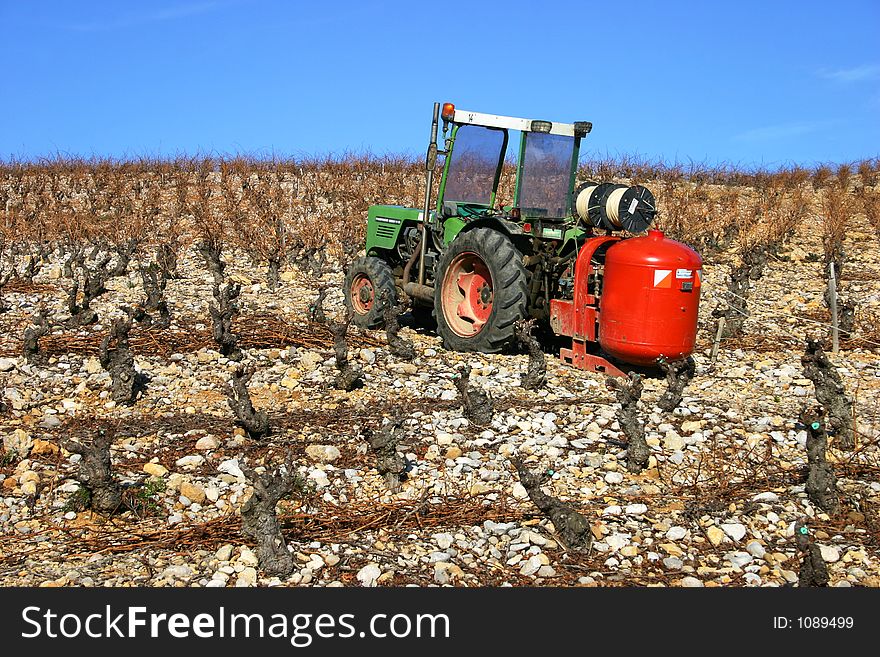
top-left (436, 104), bottom-right (591, 228)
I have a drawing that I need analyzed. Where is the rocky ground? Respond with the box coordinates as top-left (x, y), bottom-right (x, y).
top-left (0, 213), bottom-right (878, 588)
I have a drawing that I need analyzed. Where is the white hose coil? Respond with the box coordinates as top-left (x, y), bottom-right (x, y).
top-left (575, 184), bottom-right (597, 221)
top-left (604, 186), bottom-right (628, 228)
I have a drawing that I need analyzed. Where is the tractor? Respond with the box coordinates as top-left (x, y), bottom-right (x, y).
top-left (344, 102), bottom-right (702, 376)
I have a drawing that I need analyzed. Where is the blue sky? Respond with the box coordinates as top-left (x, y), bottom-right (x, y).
top-left (1, 0), bottom-right (878, 167)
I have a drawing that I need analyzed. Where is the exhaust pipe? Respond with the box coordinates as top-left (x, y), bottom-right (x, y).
top-left (419, 102), bottom-right (441, 286)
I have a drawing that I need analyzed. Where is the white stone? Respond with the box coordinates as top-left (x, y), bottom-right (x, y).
top-left (663, 431), bottom-right (685, 451)
top-left (162, 565), bottom-right (193, 580)
top-left (625, 504), bottom-right (648, 515)
top-left (238, 547), bottom-right (259, 567)
top-left (819, 546), bottom-right (840, 563)
top-left (195, 435), bottom-right (220, 450)
top-left (663, 557), bottom-right (683, 570)
top-left (743, 573), bottom-right (763, 586)
top-left (305, 444), bottom-right (342, 463)
top-left (175, 455), bottom-right (205, 468)
top-left (512, 483), bottom-right (528, 499)
top-left (236, 567), bottom-right (257, 587)
top-left (299, 351), bottom-right (323, 370)
top-left (309, 469), bottom-right (330, 488)
top-left (433, 533), bottom-right (454, 550)
top-left (218, 459), bottom-right (245, 479)
top-left (606, 533), bottom-right (630, 551)
top-left (725, 551), bottom-right (753, 568)
top-left (519, 555), bottom-right (543, 577)
top-left (436, 431), bottom-right (454, 446)
top-left (3, 429), bottom-right (32, 457)
top-left (666, 526), bottom-right (688, 540)
top-left (433, 563), bottom-right (452, 585)
top-left (746, 540), bottom-right (766, 559)
top-left (357, 563), bottom-right (381, 587)
top-left (721, 523), bottom-right (747, 542)
top-left (604, 472), bottom-right (624, 485)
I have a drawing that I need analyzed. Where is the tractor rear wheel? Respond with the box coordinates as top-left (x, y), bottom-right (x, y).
top-left (434, 228), bottom-right (528, 353)
top-left (344, 256), bottom-right (396, 329)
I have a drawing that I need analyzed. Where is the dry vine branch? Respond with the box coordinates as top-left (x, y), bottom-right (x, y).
top-left (820, 165), bottom-right (851, 281)
top-left (657, 356), bottom-right (696, 412)
top-left (606, 372), bottom-right (649, 473)
top-left (309, 288), bottom-right (328, 325)
top-left (514, 319), bottom-right (546, 390)
top-left (329, 315), bottom-right (363, 391)
top-left (98, 315), bottom-right (141, 405)
top-left (209, 282), bottom-right (242, 360)
top-left (63, 429), bottom-right (124, 515)
top-left (711, 244), bottom-right (768, 338)
top-left (802, 338), bottom-right (854, 450)
top-left (511, 458), bottom-right (592, 551)
top-left (138, 260), bottom-right (170, 328)
top-left (22, 307), bottom-right (50, 365)
top-left (800, 407), bottom-right (840, 515)
top-left (196, 239), bottom-right (226, 290)
top-left (240, 453), bottom-right (310, 577)
top-left (364, 416), bottom-right (407, 491)
top-left (795, 518), bottom-right (829, 587)
top-left (225, 363), bottom-right (270, 439)
top-left (380, 289), bottom-right (415, 361)
top-left (453, 366), bottom-right (493, 426)
top-left (65, 276), bottom-right (98, 326)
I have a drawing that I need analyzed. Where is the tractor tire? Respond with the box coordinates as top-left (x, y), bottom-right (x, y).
top-left (344, 256), bottom-right (396, 329)
top-left (434, 228), bottom-right (528, 353)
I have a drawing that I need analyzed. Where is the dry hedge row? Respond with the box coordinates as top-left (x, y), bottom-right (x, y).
top-left (1, 155), bottom-right (878, 276)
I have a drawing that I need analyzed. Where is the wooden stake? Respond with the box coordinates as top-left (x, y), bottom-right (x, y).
top-left (828, 261), bottom-right (839, 354)
top-left (710, 316), bottom-right (726, 366)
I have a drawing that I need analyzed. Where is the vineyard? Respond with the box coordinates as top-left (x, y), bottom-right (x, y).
top-left (0, 155), bottom-right (879, 588)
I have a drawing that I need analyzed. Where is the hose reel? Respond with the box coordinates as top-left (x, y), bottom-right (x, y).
top-left (574, 181), bottom-right (657, 233)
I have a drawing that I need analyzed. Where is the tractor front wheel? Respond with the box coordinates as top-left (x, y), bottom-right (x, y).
top-left (344, 256), bottom-right (396, 329)
top-left (434, 228), bottom-right (528, 353)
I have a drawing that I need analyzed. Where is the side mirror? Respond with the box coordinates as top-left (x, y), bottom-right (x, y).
top-left (426, 142), bottom-right (438, 171)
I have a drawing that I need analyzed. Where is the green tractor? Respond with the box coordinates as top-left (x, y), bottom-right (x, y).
top-left (344, 102), bottom-right (690, 373)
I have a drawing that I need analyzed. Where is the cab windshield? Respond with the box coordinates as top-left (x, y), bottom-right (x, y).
top-left (517, 132), bottom-right (575, 219)
top-left (442, 124), bottom-right (506, 207)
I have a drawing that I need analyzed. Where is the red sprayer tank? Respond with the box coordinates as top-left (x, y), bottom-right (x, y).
top-left (599, 229), bottom-right (702, 365)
